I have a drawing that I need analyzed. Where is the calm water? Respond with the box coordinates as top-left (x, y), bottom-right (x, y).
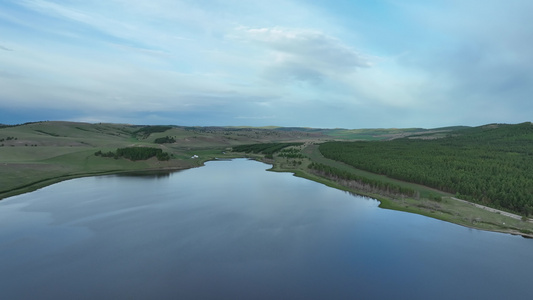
top-left (1, 159), bottom-right (532, 299)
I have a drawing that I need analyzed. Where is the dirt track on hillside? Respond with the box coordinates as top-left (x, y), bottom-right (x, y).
top-left (451, 197), bottom-right (532, 223)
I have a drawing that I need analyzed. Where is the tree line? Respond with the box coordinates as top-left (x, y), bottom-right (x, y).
top-left (95, 147), bottom-right (170, 161)
top-left (133, 126), bottom-right (173, 139)
top-left (154, 136), bottom-right (176, 144)
top-left (278, 148), bottom-right (305, 159)
top-left (309, 162), bottom-right (417, 198)
top-left (319, 123), bottom-right (533, 216)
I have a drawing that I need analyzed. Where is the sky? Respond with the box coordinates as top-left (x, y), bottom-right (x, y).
top-left (1, 0), bottom-right (532, 128)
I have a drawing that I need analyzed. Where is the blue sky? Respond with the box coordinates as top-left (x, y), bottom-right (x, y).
top-left (1, 0), bottom-right (532, 128)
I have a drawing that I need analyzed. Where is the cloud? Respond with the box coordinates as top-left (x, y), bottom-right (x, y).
top-left (19, 0), bottom-right (136, 41)
top-left (235, 115), bottom-right (276, 120)
top-left (3, 1), bottom-right (369, 126)
top-left (234, 27), bottom-right (371, 84)
top-left (0, 44), bottom-right (13, 51)
top-left (2, 0), bottom-right (531, 128)
top-left (395, 0), bottom-right (533, 119)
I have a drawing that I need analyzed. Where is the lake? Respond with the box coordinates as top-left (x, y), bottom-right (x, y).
top-left (1, 159), bottom-right (532, 299)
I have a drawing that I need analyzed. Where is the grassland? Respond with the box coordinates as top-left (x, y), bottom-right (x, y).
top-left (0, 121), bottom-right (333, 198)
top-left (2, 121), bottom-right (531, 238)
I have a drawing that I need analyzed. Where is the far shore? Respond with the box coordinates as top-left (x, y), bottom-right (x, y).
top-left (0, 165), bottom-right (196, 201)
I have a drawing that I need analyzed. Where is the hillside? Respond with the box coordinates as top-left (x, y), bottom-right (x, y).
top-left (0, 121), bottom-right (457, 199)
top-left (0, 121), bottom-right (325, 198)
top-left (319, 122), bottom-right (533, 216)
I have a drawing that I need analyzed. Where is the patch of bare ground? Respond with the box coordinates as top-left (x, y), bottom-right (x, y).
top-left (381, 130), bottom-right (452, 140)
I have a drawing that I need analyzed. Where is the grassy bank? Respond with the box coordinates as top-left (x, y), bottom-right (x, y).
top-left (266, 143), bottom-right (533, 238)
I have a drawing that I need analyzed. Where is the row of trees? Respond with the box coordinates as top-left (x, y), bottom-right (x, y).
top-left (133, 126), bottom-right (173, 139)
top-left (95, 147), bottom-right (170, 161)
top-left (309, 162), bottom-right (416, 198)
top-left (154, 136), bottom-right (176, 144)
top-left (278, 148), bottom-right (305, 159)
top-left (319, 123), bottom-right (533, 215)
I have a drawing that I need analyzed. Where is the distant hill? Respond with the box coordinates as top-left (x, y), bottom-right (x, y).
top-left (226, 125), bottom-right (467, 141)
top-left (0, 121), bottom-right (472, 141)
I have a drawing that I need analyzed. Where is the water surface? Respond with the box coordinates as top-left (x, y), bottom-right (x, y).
top-left (1, 159), bottom-right (531, 299)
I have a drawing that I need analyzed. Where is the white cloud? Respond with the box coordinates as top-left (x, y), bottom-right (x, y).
top-left (2, 0), bottom-right (531, 128)
top-left (233, 27), bottom-right (372, 84)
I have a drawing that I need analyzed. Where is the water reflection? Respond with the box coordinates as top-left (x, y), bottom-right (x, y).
top-left (0, 159), bottom-right (531, 300)
top-left (117, 169), bottom-right (180, 178)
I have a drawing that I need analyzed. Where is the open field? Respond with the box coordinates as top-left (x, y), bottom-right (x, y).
top-left (2, 121), bottom-right (532, 237)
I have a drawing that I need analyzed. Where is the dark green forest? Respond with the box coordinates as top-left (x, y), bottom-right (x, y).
top-left (95, 147), bottom-right (170, 161)
top-left (278, 148), bottom-right (305, 159)
top-left (133, 126), bottom-right (173, 138)
top-left (319, 123), bottom-right (533, 216)
top-left (154, 136), bottom-right (176, 144)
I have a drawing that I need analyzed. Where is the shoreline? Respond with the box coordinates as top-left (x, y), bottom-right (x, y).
top-left (0, 165), bottom-right (197, 201)
top-left (0, 154), bottom-right (243, 201)
top-left (266, 160), bottom-right (533, 239)
top-left (2, 156), bottom-right (533, 239)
